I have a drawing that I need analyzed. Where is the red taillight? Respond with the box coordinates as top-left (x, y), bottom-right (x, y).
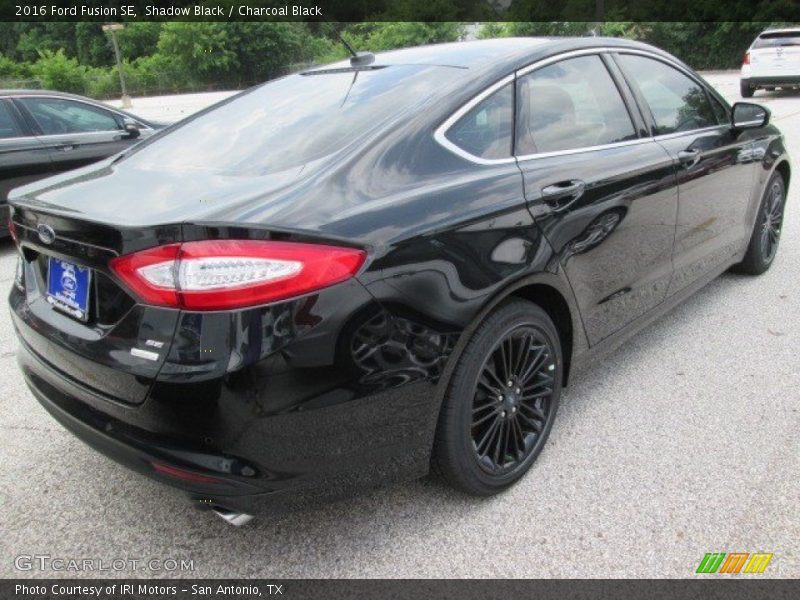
top-left (7, 216), bottom-right (17, 244)
top-left (743, 51), bottom-right (750, 65)
top-left (109, 240), bottom-right (366, 311)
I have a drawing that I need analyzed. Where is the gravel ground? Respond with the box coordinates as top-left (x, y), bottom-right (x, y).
top-left (0, 72), bottom-right (798, 579)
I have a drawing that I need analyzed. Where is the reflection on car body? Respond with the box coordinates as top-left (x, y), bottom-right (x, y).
top-left (0, 90), bottom-right (164, 236)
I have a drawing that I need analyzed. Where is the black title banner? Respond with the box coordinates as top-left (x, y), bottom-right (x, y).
top-left (5, 579), bottom-right (800, 599)
top-left (5, 0), bottom-right (800, 22)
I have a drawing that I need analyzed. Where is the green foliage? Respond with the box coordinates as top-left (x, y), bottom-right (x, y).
top-left (156, 22), bottom-right (237, 81)
top-left (478, 21), bottom-right (789, 70)
top-left (0, 53), bottom-right (30, 79)
top-left (317, 22), bottom-right (465, 63)
top-left (224, 23), bottom-right (327, 81)
top-left (643, 22), bottom-right (777, 69)
top-left (75, 23), bottom-right (112, 67)
top-left (0, 21), bottom-right (792, 97)
top-left (16, 24), bottom-right (79, 63)
top-left (29, 49), bottom-right (87, 94)
top-left (117, 23), bottom-right (163, 61)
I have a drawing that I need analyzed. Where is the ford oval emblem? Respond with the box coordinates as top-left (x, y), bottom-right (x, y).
top-left (37, 224), bottom-right (56, 245)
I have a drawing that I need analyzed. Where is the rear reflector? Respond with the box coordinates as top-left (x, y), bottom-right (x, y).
top-left (109, 239), bottom-right (365, 310)
top-left (151, 462), bottom-right (223, 484)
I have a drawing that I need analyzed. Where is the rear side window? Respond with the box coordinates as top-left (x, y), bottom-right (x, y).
top-left (753, 31), bottom-right (800, 48)
top-left (444, 83), bottom-right (513, 160)
top-left (616, 54), bottom-right (716, 135)
top-left (515, 55), bottom-right (636, 155)
top-left (20, 98), bottom-right (122, 135)
top-left (0, 101), bottom-right (24, 139)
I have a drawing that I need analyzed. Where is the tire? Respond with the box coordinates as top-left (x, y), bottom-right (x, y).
top-left (740, 80), bottom-right (754, 98)
top-left (432, 299), bottom-right (562, 496)
top-left (734, 171), bottom-right (786, 275)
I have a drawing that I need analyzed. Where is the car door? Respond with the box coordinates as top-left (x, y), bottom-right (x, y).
top-left (515, 52), bottom-right (679, 345)
top-left (0, 98), bottom-right (53, 206)
top-left (14, 96), bottom-right (138, 174)
top-left (613, 52), bottom-right (757, 295)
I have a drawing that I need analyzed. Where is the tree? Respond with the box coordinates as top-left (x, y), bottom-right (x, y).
top-left (156, 22), bottom-right (238, 83)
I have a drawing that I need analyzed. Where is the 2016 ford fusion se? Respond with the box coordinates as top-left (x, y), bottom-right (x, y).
top-left (7, 38), bottom-right (790, 525)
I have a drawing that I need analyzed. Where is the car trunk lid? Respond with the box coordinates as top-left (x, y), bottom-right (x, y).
top-left (9, 208), bottom-right (182, 405)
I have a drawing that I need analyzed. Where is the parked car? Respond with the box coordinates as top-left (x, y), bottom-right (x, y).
top-left (8, 38), bottom-right (789, 525)
top-left (0, 90), bottom-right (164, 236)
top-left (741, 27), bottom-right (800, 97)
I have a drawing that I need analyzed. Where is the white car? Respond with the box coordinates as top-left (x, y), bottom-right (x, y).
top-left (741, 27), bottom-right (800, 97)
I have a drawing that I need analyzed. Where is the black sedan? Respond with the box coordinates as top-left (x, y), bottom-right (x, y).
top-left (8, 38), bottom-right (790, 525)
top-left (1, 90), bottom-right (163, 235)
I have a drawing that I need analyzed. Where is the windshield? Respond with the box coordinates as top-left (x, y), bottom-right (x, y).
top-left (753, 32), bottom-right (800, 48)
top-left (124, 64), bottom-right (461, 176)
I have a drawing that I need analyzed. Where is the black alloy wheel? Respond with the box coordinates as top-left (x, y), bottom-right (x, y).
top-left (736, 171), bottom-right (787, 275)
top-left (759, 176), bottom-right (785, 264)
top-left (433, 300), bottom-right (562, 496)
top-left (472, 325), bottom-right (554, 474)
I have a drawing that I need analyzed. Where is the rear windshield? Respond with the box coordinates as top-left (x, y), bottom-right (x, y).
top-left (124, 64), bottom-right (460, 176)
top-left (753, 32), bottom-right (800, 48)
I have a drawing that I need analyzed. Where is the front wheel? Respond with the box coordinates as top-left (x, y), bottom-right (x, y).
top-left (432, 300), bottom-right (562, 496)
top-left (740, 80), bottom-right (755, 98)
top-left (734, 171), bottom-right (786, 275)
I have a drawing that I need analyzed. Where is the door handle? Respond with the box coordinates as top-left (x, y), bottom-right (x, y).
top-left (55, 143), bottom-right (76, 152)
top-left (677, 149), bottom-right (700, 168)
top-left (541, 180), bottom-right (586, 211)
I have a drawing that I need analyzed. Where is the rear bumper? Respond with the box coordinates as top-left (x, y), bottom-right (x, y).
top-left (743, 75), bottom-right (800, 86)
top-left (13, 296), bottom-right (444, 515)
top-left (18, 338), bottom-right (264, 507)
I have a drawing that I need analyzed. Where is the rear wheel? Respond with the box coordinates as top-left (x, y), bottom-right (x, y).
top-left (433, 300), bottom-right (562, 496)
top-left (740, 80), bottom-right (754, 98)
top-left (735, 171), bottom-right (786, 275)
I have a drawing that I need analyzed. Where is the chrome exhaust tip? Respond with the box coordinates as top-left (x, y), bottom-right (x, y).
top-left (212, 507), bottom-right (254, 527)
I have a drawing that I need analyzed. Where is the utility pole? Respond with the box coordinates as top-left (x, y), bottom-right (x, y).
top-left (593, 0), bottom-right (605, 36)
top-left (102, 23), bottom-right (131, 108)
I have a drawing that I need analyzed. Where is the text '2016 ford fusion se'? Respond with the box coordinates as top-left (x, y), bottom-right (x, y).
top-left (7, 38), bottom-right (790, 525)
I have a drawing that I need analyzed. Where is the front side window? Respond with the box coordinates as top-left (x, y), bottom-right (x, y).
top-left (515, 55), bottom-right (637, 155)
top-left (19, 98), bottom-right (121, 135)
top-left (616, 54), bottom-right (717, 135)
top-left (709, 94), bottom-right (730, 125)
top-left (0, 101), bottom-right (24, 139)
top-left (444, 83), bottom-right (513, 160)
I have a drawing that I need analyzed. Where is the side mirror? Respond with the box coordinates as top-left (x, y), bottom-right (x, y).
top-left (122, 119), bottom-right (141, 139)
top-left (732, 102), bottom-right (770, 130)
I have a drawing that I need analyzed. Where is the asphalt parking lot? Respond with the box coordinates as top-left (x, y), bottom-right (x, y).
top-left (0, 72), bottom-right (798, 579)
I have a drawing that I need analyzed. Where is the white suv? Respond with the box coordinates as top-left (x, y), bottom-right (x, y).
top-left (741, 28), bottom-right (800, 97)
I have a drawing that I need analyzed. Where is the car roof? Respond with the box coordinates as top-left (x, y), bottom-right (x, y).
top-left (0, 89), bottom-right (98, 99)
top-left (759, 28), bottom-right (800, 35)
top-left (306, 37), bottom-right (677, 76)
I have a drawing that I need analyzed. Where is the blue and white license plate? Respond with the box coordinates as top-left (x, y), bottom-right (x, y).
top-left (46, 257), bottom-right (91, 321)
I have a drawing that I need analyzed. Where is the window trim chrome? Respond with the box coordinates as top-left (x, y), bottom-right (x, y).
top-left (434, 46), bottom-right (727, 166)
top-left (432, 73), bottom-right (517, 166)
